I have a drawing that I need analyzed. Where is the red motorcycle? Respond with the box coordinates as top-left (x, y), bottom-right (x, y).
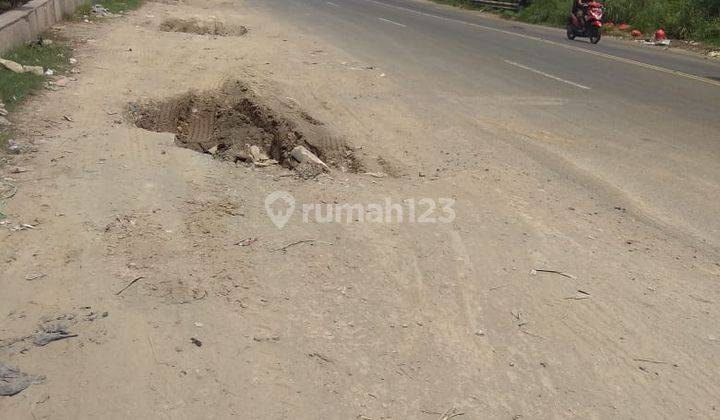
top-left (567, 2), bottom-right (604, 44)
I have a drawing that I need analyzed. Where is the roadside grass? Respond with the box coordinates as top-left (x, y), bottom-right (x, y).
top-left (517, 0), bottom-right (569, 27)
top-left (0, 40), bottom-right (71, 111)
top-left (433, 0), bottom-right (720, 47)
top-left (428, 0), bottom-right (486, 9)
top-left (520, 0), bottom-right (720, 46)
top-left (604, 0), bottom-right (720, 47)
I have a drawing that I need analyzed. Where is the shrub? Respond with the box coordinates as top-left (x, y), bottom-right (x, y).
top-left (518, 0), bottom-right (572, 26)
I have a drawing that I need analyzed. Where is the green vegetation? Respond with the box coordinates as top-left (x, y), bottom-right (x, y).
top-left (1, 0), bottom-right (29, 14)
top-left (431, 0), bottom-right (720, 46)
top-left (0, 39), bottom-right (70, 153)
top-left (519, 0), bottom-right (720, 45)
top-left (0, 40), bottom-right (71, 111)
top-left (517, 0), bottom-right (568, 26)
top-left (427, 0), bottom-right (487, 9)
top-left (74, 0), bottom-right (142, 19)
top-left (99, 0), bottom-right (142, 13)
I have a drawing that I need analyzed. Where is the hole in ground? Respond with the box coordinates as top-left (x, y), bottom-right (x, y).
top-left (130, 80), bottom-right (360, 174)
top-left (159, 17), bottom-right (248, 36)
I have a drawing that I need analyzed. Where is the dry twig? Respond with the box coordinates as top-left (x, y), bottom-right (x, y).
top-left (115, 276), bottom-right (145, 296)
top-left (272, 239), bottom-right (333, 253)
top-left (531, 269), bottom-right (577, 280)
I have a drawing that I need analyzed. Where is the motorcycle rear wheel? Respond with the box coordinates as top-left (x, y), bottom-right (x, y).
top-left (590, 28), bottom-right (601, 44)
top-left (566, 25), bottom-right (576, 40)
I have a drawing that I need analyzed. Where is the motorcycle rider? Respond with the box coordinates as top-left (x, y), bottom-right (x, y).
top-left (572, 0), bottom-right (587, 25)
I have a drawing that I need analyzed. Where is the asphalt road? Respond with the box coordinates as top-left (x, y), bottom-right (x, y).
top-left (249, 0), bottom-right (720, 249)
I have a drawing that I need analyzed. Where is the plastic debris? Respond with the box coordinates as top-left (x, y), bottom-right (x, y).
top-left (92, 4), bottom-right (110, 15)
top-left (290, 145), bottom-right (329, 171)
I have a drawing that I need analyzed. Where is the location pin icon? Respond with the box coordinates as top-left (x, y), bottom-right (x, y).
top-left (265, 191), bottom-right (295, 229)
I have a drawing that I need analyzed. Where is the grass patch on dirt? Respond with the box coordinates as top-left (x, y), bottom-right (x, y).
top-left (0, 40), bottom-right (71, 110)
top-left (73, 3), bottom-right (92, 18)
top-left (74, 0), bottom-right (142, 19)
top-left (0, 131), bottom-right (9, 152)
top-left (100, 0), bottom-right (142, 14)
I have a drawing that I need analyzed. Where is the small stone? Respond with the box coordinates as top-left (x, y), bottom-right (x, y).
top-left (0, 58), bottom-right (24, 73)
top-left (23, 66), bottom-right (44, 76)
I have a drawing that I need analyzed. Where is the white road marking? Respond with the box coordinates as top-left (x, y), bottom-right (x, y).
top-left (359, 0), bottom-right (720, 87)
top-left (378, 17), bottom-right (407, 27)
top-left (504, 60), bottom-right (591, 90)
top-left (327, 1), bottom-right (340, 6)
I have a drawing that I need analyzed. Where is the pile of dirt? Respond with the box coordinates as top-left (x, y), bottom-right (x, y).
top-left (159, 17), bottom-right (248, 36)
top-left (130, 80), bottom-right (357, 172)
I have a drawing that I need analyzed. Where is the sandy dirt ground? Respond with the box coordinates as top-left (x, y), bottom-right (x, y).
top-left (1, 0), bottom-right (719, 419)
